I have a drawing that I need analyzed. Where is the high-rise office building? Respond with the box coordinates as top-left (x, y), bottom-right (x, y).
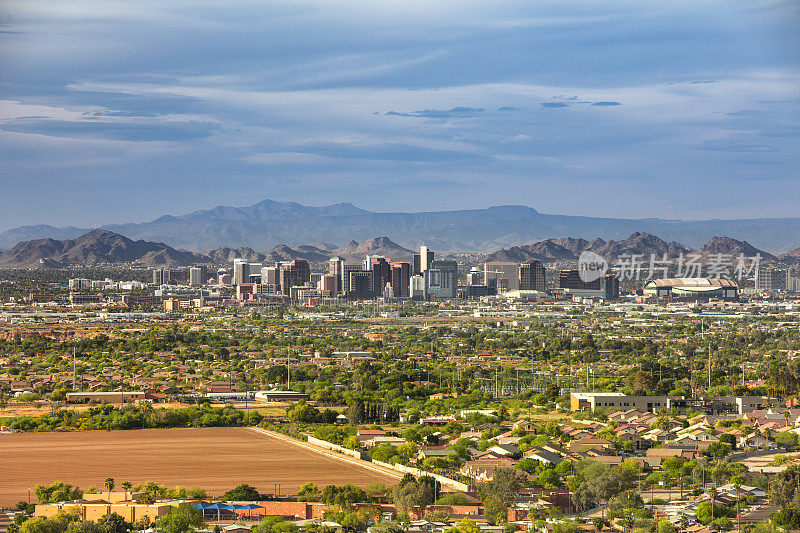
top-left (484, 262), bottom-right (519, 293)
top-left (328, 257), bottom-right (344, 292)
top-left (420, 246), bottom-right (434, 273)
top-left (233, 259), bottom-right (250, 286)
top-left (519, 261), bottom-right (546, 291)
top-left (318, 274), bottom-right (337, 295)
top-left (279, 259), bottom-right (311, 296)
top-left (348, 270), bottom-right (374, 299)
top-left (602, 273), bottom-right (619, 300)
top-left (248, 263), bottom-right (263, 284)
top-left (559, 269), bottom-right (602, 290)
top-left (153, 268), bottom-right (170, 286)
top-left (340, 262), bottom-right (364, 293)
top-left (756, 268), bottom-right (788, 291)
top-left (69, 278), bottom-right (92, 291)
top-left (261, 266), bottom-right (279, 286)
top-left (390, 262), bottom-right (411, 297)
top-left (426, 260), bottom-right (458, 299)
top-left (368, 256), bottom-right (391, 295)
top-left (169, 268), bottom-right (189, 285)
top-left (467, 267), bottom-right (483, 286)
top-left (188, 266), bottom-right (206, 286)
top-left (788, 269), bottom-right (800, 292)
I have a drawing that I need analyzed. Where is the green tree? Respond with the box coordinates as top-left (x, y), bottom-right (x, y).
top-left (298, 483), bottom-right (320, 497)
top-left (97, 514), bottom-right (129, 533)
top-left (321, 484), bottom-right (368, 507)
top-left (695, 501), bottom-right (734, 526)
top-left (222, 484), bottom-right (262, 501)
top-left (711, 517), bottom-right (733, 531)
top-left (252, 516), bottom-right (299, 533)
top-left (445, 519), bottom-right (480, 533)
top-left (552, 520), bottom-right (581, 533)
top-left (477, 469), bottom-right (523, 525)
top-left (391, 477), bottom-right (436, 514)
top-left (20, 508), bottom-right (82, 533)
top-left (34, 482), bottom-right (83, 504)
top-left (770, 508), bottom-right (800, 530)
top-left (156, 504), bottom-right (205, 533)
top-left (435, 493), bottom-right (473, 506)
top-left (657, 520), bottom-right (675, 533)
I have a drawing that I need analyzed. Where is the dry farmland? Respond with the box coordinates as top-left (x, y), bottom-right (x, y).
top-left (0, 427), bottom-right (398, 506)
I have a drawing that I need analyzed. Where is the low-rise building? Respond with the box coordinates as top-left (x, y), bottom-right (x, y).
top-left (66, 391), bottom-right (146, 404)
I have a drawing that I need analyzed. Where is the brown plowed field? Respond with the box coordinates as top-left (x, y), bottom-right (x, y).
top-left (0, 427), bottom-right (396, 506)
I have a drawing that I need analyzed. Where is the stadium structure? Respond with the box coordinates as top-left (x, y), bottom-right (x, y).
top-left (642, 277), bottom-right (739, 300)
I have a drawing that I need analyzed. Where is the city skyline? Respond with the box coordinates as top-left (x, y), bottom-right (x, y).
top-left (1, 1), bottom-right (799, 230)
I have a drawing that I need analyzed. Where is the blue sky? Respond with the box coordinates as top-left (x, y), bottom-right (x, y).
top-left (0, 0), bottom-right (798, 230)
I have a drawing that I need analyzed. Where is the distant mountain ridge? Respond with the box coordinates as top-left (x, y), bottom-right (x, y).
top-left (483, 233), bottom-right (775, 264)
top-left (2, 228), bottom-right (794, 270)
top-left (0, 230), bottom-right (412, 269)
top-left (0, 199), bottom-right (798, 253)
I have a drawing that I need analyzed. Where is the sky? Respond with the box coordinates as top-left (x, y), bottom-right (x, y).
top-left (0, 0), bottom-right (799, 231)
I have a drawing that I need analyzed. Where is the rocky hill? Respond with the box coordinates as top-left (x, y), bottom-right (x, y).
top-left (332, 237), bottom-right (413, 261)
top-left (207, 247), bottom-right (266, 264)
top-left (0, 229), bottom-right (208, 268)
top-left (263, 244), bottom-right (332, 263)
top-left (778, 247), bottom-right (800, 264)
top-left (483, 240), bottom-right (575, 263)
top-left (484, 232), bottom-right (692, 263)
top-left (589, 232), bottom-right (691, 259)
top-left (693, 236), bottom-right (775, 261)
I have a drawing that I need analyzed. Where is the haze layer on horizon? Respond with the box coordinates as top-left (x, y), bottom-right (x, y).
top-left (0, 0), bottom-right (798, 230)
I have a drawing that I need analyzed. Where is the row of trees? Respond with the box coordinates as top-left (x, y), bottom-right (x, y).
top-left (0, 404), bottom-right (264, 433)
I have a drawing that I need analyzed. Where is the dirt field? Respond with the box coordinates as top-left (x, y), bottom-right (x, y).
top-left (0, 427), bottom-right (398, 506)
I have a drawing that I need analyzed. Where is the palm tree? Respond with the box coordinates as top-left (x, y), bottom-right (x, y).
top-left (709, 486), bottom-right (718, 525)
top-left (121, 481), bottom-right (132, 501)
top-left (105, 477), bottom-right (115, 502)
top-left (733, 482), bottom-right (741, 533)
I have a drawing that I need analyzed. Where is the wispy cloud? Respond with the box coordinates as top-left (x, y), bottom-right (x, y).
top-left (0, 0), bottom-right (798, 227)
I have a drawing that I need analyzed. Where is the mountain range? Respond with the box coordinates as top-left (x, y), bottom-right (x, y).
top-left (0, 230), bottom-right (413, 269)
top-left (2, 228), bottom-right (797, 271)
top-left (1, 199), bottom-right (799, 253)
top-left (483, 232), bottom-right (795, 264)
